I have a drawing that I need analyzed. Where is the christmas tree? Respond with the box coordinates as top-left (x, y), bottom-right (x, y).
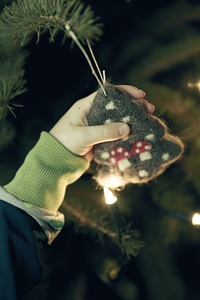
top-left (1, 0), bottom-right (200, 299)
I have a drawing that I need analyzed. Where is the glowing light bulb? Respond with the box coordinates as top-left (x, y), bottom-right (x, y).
top-left (192, 213), bottom-right (200, 225)
top-left (188, 81), bottom-right (200, 90)
top-left (103, 187), bottom-right (123, 240)
top-left (103, 187), bottom-right (117, 205)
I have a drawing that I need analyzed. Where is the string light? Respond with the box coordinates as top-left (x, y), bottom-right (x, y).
top-left (103, 187), bottom-right (117, 205)
top-left (192, 213), bottom-right (200, 225)
top-left (166, 209), bottom-right (200, 226)
top-left (188, 81), bottom-right (200, 90)
top-left (103, 188), bottom-right (200, 232)
top-left (103, 187), bottom-right (124, 240)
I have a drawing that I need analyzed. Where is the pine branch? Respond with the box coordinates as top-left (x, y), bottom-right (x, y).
top-left (113, 2), bottom-right (200, 81)
top-left (145, 0), bottom-right (200, 37)
top-left (0, 74), bottom-right (27, 119)
top-left (0, 0), bottom-right (103, 45)
top-left (0, 0), bottom-right (13, 12)
top-left (62, 197), bottom-right (144, 258)
top-left (127, 34), bottom-right (200, 80)
top-left (119, 223), bottom-right (145, 259)
top-left (0, 0), bottom-right (103, 113)
top-left (0, 0), bottom-right (103, 148)
top-left (0, 48), bottom-right (27, 120)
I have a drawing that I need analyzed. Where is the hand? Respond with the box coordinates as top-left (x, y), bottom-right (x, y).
top-left (49, 85), bottom-right (155, 161)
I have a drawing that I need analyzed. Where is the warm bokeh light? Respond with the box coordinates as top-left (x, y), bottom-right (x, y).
top-left (188, 81), bottom-right (200, 90)
top-left (103, 187), bottom-right (117, 205)
top-left (95, 172), bottom-right (126, 190)
top-left (192, 213), bottom-right (200, 225)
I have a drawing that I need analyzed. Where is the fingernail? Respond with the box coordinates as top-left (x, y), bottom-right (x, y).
top-left (119, 124), bottom-right (130, 136)
top-left (137, 89), bottom-right (146, 96)
top-left (147, 103), bottom-right (155, 113)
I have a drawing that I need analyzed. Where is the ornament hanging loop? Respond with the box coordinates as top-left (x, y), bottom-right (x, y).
top-left (65, 23), bottom-right (106, 96)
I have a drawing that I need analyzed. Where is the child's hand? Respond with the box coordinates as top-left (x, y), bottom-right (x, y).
top-left (49, 85), bottom-right (154, 161)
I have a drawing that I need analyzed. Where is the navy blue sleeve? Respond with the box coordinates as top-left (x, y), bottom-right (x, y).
top-left (0, 200), bottom-right (47, 299)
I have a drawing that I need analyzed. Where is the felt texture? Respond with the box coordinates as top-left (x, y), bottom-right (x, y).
top-left (87, 84), bottom-right (184, 189)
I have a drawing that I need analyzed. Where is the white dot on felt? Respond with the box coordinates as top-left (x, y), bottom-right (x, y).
top-left (106, 101), bottom-right (116, 110)
top-left (145, 145), bottom-right (152, 150)
top-left (136, 149), bottom-right (140, 153)
top-left (125, 152), bottom-right (129, 156)
top-left (162, 153), bottom-right (170, 161)
top-left (122, 116), bottom-right (130, 122)
top-left (104, 119), bottom-right (112, 124)
top-left (139, 152), bottom-right (152, 161)
top-left (118, 159), bottom-right (132, 171)
top-left (117, 147), bottom-right (123, 153)
top-left (101, 152), bottom-right (110, 160)
top-left (111, 151), bottom-right (115, 155)
top-left (138, 170), bottom-right (149, 177)
top-left (137, 142), bottom-right (142, 147)
top-left (145, 133), bottom-right (154, 141)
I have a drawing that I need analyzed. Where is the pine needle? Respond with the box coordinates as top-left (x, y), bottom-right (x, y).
top-left (0, 0), bottom-right (103, 45)
top-left (62, 198), bottom-right (144, 258)
top-left (0, 0), bottom-right (104, 147)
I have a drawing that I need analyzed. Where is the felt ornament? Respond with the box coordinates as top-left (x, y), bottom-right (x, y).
top-left (87, 83), bottom-right (184, 190)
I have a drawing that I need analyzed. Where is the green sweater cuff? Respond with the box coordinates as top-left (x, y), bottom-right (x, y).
top-left (4, 131), bottom-right (89, 212)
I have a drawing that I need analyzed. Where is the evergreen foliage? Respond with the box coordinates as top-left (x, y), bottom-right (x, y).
top-left (0, 0), bottom-right (102, 45)
top-left (0, 0), bottom-right (102, 148)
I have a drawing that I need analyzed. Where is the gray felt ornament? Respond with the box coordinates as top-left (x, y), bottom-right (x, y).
top-left (87, 84), bottom-right (184, 189)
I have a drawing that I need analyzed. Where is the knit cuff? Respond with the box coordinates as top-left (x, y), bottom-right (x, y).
top-left (4, 132), bottom-right (89, 212)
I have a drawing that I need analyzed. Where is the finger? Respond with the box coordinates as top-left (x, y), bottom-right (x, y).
top-left (80, 122), bottom-right (130, 147)
top-left (80, 91), bottom-right (97, 108)
top-left (61, 91), bottom-right (97, 126)
top-left (138, 99), bottom-right (155, 114)
top-left (117, 85), bottom-right (155, 114)
top-left (117, 85), bottom-right (146, 99)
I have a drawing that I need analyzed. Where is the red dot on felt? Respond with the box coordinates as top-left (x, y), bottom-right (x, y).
top-left (109, 146), bottom-right (131, 163)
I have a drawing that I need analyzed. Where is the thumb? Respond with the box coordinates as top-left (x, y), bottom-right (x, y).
top-left (84, 122), bottom-right (130, 146)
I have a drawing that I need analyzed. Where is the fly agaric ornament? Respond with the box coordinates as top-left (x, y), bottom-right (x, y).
top-left (87, 84), bottom-right (184, 189)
